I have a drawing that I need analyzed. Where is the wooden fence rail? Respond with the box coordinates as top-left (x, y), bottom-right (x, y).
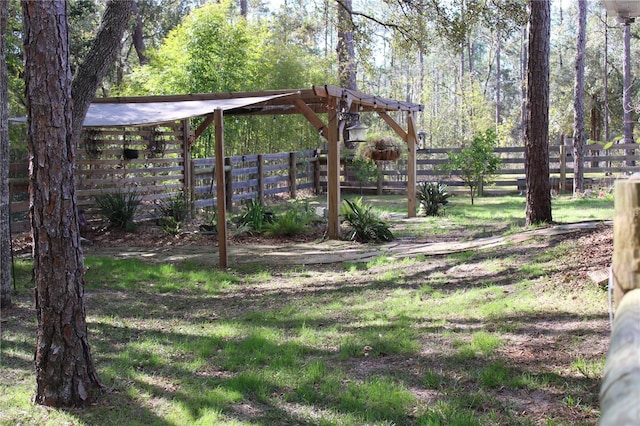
top-left (9, 142), bottom-right (640, 232)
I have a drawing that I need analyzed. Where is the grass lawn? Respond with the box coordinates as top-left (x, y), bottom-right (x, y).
top-left (1, 194), bottom-right (613, 425)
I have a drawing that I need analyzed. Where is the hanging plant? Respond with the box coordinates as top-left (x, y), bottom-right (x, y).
top-left (364, 136), bottom-right (402, 162)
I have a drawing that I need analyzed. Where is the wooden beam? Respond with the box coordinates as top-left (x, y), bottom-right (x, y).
top-left (613, 174), bottom-right (640, 306)
top-left (407, 113), bottom-right (418, 218)
top-left (192, 113), bottom-right (215, 143)
top-left (326, 97), bottom-right (340, 239)
top-left (316, 85), bottom-right (423, 112)
top-left (293, 98), bottom-right (327, 138)
top-left (377, 111), bottom-right (408, 141)
top-left (214, 108), bottom-right (228, 268)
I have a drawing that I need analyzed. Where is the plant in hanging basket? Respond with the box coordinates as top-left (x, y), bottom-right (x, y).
top-left (364, 136), bottom-right (402, 161)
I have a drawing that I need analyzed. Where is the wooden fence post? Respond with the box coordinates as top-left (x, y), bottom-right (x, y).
top-left (599, 174), bottom-right (640, 425)
top-left (225, 157), bottom-right (232, 212)
top-left (599, 288), bottom-right (640, 425)
top-left (289, 151), bottom-right (297, 199)
top-left (182, 119), bottom-right (193, 219)
top-left (257, 154), bottom-right (264, 205)
top-left (559, 143), bottom-right (566, 195)
top-left (313, 149), bottom-right (321, 195)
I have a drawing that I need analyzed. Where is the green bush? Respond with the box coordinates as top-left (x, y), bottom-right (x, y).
top-left (265, 209), bottom-right (308, 237)
top-left (95, 188), bottom-right (141, 230)
top-left (340, 197), bottom-right (394, 243)
top-left (417, 182), bottom-right (450, 216)
top-left (158, 192), bottom-right (188, 223)
top-left (238, 199), bottom-right (274, 233)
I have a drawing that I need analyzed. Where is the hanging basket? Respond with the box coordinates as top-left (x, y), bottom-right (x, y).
top-left (364, 136), bottom-right (402, 161)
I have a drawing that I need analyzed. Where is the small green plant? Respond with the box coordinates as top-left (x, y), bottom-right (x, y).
top-left (265, 209), bottom-right (307, 237)
top-left (417, 182), bottom-right (451, 216)
top-left (340, 197), bottom-right (394, 243)
top-left (440, 128), bottom-right (501, 204)
top-left (158, 192), bottom-right (188, 223)
top-left (350, 156), bottom-right (381, 194)
top-left (95, 187), bottom-right (141, 230)
top-left (238, 199), bottom-right (273, 233)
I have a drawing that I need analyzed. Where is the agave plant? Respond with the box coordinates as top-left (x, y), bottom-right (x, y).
top-left (417, 182), bottom-right (450, 216)
top-left (340, 197), bottom-right (394, 243)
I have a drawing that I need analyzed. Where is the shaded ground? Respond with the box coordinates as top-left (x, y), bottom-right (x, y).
top-left (6, 217), bottom-right (613, 425)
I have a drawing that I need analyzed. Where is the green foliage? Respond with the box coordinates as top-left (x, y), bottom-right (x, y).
top-left (95, 188), bottom-right (141, 230)
top-left (158, 192), bottom-right (188, 223)
top-left (417, 182), bottom-right (450, 216)
top-left (441, 129), bottom-right (501, 205)
top-left (350, 156), bottom-right (381, 193)
top-left (340, 198), bottom-right (394, 243)
top-left (265, 209), bottom-right (308, 237)
top-left (238, 199), bottom-right (274, 234)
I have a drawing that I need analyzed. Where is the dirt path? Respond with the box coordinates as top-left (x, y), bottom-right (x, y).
top-left (82, 221), bottom-right (609, 266)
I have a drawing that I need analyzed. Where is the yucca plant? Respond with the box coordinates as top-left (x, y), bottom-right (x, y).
top-left (340, 197), bottom-right (394, 243)
top-left (417, 182), bottom-right (451, 216)
top-left (95, 188), bottom-right (141, 230)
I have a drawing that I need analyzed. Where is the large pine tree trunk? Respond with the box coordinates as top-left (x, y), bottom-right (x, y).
top-left (0, 0), bottom-right (10, 310)
top-left (525, 0), bottom-right (552, 225)
top-left (573, 0), bottom-right (586, 194)
top-left (22, 0), bottom-right (104, 407)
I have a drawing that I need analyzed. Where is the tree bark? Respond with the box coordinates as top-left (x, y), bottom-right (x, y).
top-left (623, 20), bottom-right (635, 166)
top-left (131, 0), bottom-right (148, 65)
top-left (336, 0), bottom-right (356, 90)
top-left (71, 0), bottom-right (133, 141)
top-left (525, 0), bottom-right (552, 225)
top-left (22, 0), bottom-right (104, 407)
top-left (0, 0), bottom-right (10, 310)
top-left (572, 0), bottom-right (586, 194)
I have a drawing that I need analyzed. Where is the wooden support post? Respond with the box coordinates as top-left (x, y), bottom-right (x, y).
top-left (326, 98), bottom-right (340, 239)
top-left (214, 108), bottom-right (228, 269)
top-left (406, 112), bottom-right (418, 217)
top-left (289, 151), bottom-right (297, 199)
top-left (257, 154), bottom-right (264, 205)
top-left (559, 143), bottom-right (566, 194)
top-left (599, 288), bottom-right (640, 425)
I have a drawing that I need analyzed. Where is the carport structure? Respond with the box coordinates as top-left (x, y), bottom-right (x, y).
top-left (87, 85), bottom-right (423, 267)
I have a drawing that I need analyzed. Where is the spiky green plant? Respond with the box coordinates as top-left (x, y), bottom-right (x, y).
top-left (340, 197), bottom-right (394, 243)
top-left (95, 188), bottom-right (141, 230)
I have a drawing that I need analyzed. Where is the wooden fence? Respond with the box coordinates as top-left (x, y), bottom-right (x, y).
top-left (8, 123), bottom-right (320, 233)
top-left (9, 140), bottom-right (639, 232)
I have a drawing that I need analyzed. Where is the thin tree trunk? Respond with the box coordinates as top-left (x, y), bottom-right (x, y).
top-left (573, 0), bottom-right (586, 194)
top-left (336, 0), bottom-right (356, 90)
top-left (71, 0), bottom-right (133, 142)
top-left (525, 0), bottom-right (552, 225)
top-left (623, 20), bottom-right (635, 166)
top-left (0, 0), bottom-right (10, 310)
top-left (604, 10), bottom-right (610, 144)
top-left (520, 25), bottom-right (528, 145)
top-left (22, 0), bottom-right (104, 407)
top-left (131, 0), bottom-right (148, 65)
top-left (496, 34), bottom-right (502, 127)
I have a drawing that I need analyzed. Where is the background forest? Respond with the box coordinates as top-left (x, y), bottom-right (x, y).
top-left (5, 0), bottom-right (639, 158)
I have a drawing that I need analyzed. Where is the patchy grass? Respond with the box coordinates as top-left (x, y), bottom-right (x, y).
top-left (1, 194), bottom-right (612, 425)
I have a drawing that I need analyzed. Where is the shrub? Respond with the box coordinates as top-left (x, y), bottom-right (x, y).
top-left (265, 209), bottom-right (308, 237)
top-left (158, 192), bottom-right (188, 223)
top-left (417, 182), bottom-right (450, 216)
top-left (95, 188), bottom-right (141, 230)
top-left (340, 197), bottom-right (394, 243)
top-left (238, 199), bottom-right (274, 233)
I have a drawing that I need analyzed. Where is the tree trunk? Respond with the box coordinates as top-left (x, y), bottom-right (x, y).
top-left (496, 34), bottom-right (502, 126)
top-left (604, 10), bottom-right (610, 145)
top-left (623, 20), bottom-right (635, 166)
top-left (131, 0), bottom-right (148, 65)
top-left (0, 0), bottom-right (10, 310)
top-left (573, 0), bottom-right (586, 194)
top-left (520, 25), bottom-right (528, 145)
top-left (71, 0), bottom-right (133, 141)
top-left (22, 0), bottom-right (104, 407)
top-left (336, 0), bottom-right (356, 90)
top-left (525, 0), bottom-right (552, 225)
